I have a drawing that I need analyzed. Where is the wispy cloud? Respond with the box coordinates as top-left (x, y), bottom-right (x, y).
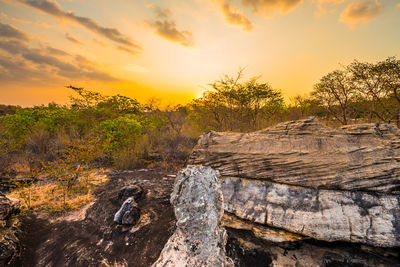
top-left (93, 38), bottom-right (107, 47)
top-left (241, 0), bottom-right (303, 16)
top-left (65, 33), bottom-right (83, 45)
top-left (45, 46), bottom-right (69, 56)
top-left (116, 45), bottom-right (140, 55)
top-left (17, 0), bottom-right (142, 52)
top-left (340, 0), bottom-right (383, 27)
top-left (0, 12), bottom-right (32, 24)
top-left (0, 24), bottom-right (117, 83)
top-left (147, 6), bottom-right (193, 46)
top-left (214, 0), bottom-right (253, 31)
top-left (0, 22), bottom-right (30, 40)
top-left (314, 0), bottom-right (346, 16)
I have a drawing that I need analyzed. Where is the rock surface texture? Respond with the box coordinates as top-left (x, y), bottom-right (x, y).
top-left (152, 166), bottom-right (233, 267)
top-left (188, 118), bottom-right (400, 266)
top-left (0, 193), bottom-right (20, 266)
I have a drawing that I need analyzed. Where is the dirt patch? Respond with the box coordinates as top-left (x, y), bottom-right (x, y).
top-left (11, 168), bottom-right (177, 267)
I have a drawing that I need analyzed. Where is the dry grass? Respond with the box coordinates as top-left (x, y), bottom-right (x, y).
top-left (7, 170), bottom-right (108, 213)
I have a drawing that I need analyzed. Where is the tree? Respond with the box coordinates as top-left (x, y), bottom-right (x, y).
top-left (312, 70), bottom-right (358, 125)
top-left (189, 71), bottom-right (284, 132)
top-left (348, 57), bottom-right (400, 127)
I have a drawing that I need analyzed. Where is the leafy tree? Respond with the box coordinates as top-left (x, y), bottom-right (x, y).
top-left (189, 71), bottom-right (284, 131)
top-left (99, 115), bottom-right (144, 151)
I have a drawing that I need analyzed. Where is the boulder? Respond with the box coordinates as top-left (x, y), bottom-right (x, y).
top-left (114, 197), bottom-right (140, 225)
top-left (152, 166), bottom-right (233, 267)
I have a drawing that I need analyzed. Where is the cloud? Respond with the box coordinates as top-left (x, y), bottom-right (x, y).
top-left (241, 0), bottom-right (303, 16)
top-left (45, 46), bottom-right (70, 56)
top-left (314, 0), bottom-right (346, 16)
top-left (65, 33), bottom-right (83, 45)
top-left (0, 55), bottom-right (59, 84)
top-left (0, 22), bottom-right (30, 40)
top-left (214, 0), bottom-right (253, 31)
top-left (18, 0), bottom-right (142, 52)
top-left (0, 32), bottom-right (117, 83)
top-left (37, 22), bottom-right (51, 28)
top-left (93, 38), bottom-right (107, 47)
top-left (116, 45), bottom-right (140, 55)
top-left (147, 6), bottom-right (193, 46)
top-left (0, 12), bottom-right (32, 24)
top-left (0, 39), bottom-right (28, 53)
top-left (340, 0), bottom-right (384, 27)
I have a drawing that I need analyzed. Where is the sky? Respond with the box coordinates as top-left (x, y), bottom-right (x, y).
top-left (0, 0), bottom-right (399, 106)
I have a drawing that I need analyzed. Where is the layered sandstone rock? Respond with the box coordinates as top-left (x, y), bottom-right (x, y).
top-left (188, 118), bottom-right (400, 248)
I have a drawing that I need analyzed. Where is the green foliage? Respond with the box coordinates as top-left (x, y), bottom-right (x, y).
top-left (0, 104), bottom-right (76, 150)
top-left (189, 71), bottom-right (284, 131)
top-left (100, 115), bottom-right (144, 151)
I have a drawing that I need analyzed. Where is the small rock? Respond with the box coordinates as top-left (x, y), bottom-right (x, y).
top-left (114, 197), bottom-right (140, 225)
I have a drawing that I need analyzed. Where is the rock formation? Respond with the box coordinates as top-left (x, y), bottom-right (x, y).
top-left (188, 118), bottom-right (400, 265)
top-left (152, 166), bottom-right (233, 267)
top-left (0, 193), bottom-right (20, 266)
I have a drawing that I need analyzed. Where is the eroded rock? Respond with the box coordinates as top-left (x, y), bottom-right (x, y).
top-left (188, 118), bottom-right (400, 248)
top-left (222, 177), bottom-right (400, 247)
top-left (189, 118), bottom-right (400, 194)
top-left (152, 166), bottom-right (233, 267)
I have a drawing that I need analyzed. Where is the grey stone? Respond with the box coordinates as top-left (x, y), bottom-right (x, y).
top-left (114, 197), bottom-right (140, 225)
top-left (222, 177), bottom-right (400, 247)
top-left (152, 166), bottom-right (234, 267)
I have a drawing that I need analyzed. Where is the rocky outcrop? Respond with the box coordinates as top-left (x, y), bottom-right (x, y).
top-left (152, 166), bottom-right (233, 267)
top-left (188, 118), bottom-right (400, 249)
top-left (189, 118), bottom-right (400, 194)
top-left (187, 118), bottom-right (400, 266)
top-left (0, 193), bottom-right (20, 266)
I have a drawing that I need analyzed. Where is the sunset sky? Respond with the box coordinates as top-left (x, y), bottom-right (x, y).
top-left (0, 0), bottom-right (399, 106)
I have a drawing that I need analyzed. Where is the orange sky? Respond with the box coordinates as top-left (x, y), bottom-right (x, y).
top-left (0, 0), bottom-right (400, 106)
